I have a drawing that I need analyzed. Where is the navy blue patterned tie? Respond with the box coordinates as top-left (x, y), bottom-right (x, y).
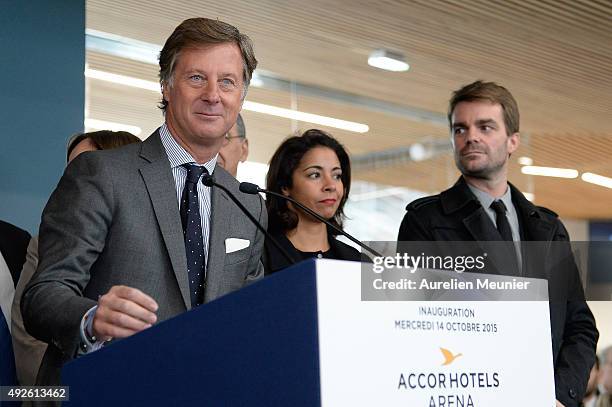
top-left (180, 164), bottom-right (207, 307)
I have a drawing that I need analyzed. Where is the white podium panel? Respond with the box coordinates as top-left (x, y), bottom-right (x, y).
top-left (315, 259), bottom-right (555, 407)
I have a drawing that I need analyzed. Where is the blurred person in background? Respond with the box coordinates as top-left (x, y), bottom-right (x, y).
top-left (218, 113), bottom-right (248, 177)
top-left (601, 346), bottom-right (612, 395)
top-left (0, 220), bottom-right (31, 386)
top-left (583, 356), bottom-right (601, 407)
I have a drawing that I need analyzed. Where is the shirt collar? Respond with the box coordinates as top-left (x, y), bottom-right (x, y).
top-left (159, 123), bottom-right (217, 174)
top-left (467, 182), bottom-right (512, 210)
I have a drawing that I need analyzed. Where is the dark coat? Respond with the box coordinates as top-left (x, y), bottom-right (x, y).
top-left (397, 177), bottom-right (598, 407)
top-left (0, 220), bottom-right (31, 286)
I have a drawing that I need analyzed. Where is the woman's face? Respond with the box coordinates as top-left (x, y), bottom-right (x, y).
top-left (283, 146), bottom-right (344, 221)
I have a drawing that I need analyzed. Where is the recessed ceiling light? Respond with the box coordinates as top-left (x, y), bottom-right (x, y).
top-left (581, 172), bottom-right (612, 189)
top-left (368, 49), bottom-right (410, 72)
top-left (521, 166), bottom-right (578, 178)
top-left (518, 156), bottom-right (533, 166)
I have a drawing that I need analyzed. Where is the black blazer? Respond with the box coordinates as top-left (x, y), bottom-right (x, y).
top-left (263, 230), bottom-right (362, 275)
top-left (397, 177), bottom-right (598, 407)
top-left (0, 220), bottom-right (31, 286)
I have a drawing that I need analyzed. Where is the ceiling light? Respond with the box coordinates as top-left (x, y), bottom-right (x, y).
top-left (518, 156), bottom-right (533, 166)
top-left (368, 49), bottom-right (410, 72)
top-left (86, 68), bottom-right (369, 133)
top-left (242, 101), bottom-right (369, 133)
top-left (86, 29), bottom-right (161, 65)
top-left (85, 68), bottom-right (160, 92)
top-left (581, 172), bottom-right (612, 189)
top-left (408, 143), bottom-right (430, 161)
top-left (521, 166), bottom-right (578, 178)
top-left (85, 118), bottom-right (142, 136)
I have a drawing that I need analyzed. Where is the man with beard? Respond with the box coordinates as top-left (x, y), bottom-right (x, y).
top-left (397, 81), bottom-right (598, 407)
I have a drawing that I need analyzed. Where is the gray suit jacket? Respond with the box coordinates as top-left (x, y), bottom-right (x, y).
top-left (21, 130), bottom-right (266, 385)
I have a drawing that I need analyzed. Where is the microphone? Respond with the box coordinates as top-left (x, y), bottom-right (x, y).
top-left (239, 182), bottom-right (383, 258)
top-left (201, 173), bottom-right (296, 265)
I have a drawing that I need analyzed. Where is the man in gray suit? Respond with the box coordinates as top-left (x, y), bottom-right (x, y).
top-left (22, 17), bottom-right (266, 385)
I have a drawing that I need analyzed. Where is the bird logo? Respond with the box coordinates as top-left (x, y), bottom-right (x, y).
top-left (440, 347), bottom-right (463, 366)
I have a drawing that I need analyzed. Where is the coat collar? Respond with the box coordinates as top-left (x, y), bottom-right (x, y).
top-left (440, 177), bottom-right (481, 215)
top-left (441, 176), bottom-right (556, 241)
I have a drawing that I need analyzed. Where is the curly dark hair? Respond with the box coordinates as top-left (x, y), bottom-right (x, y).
top-left (266, 129), bottom-right (351, 235)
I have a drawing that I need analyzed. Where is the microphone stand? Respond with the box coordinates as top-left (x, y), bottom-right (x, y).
top-left (202, 174), bottom-right (296, 265)
top-left (239, 182), bottom-right (383, 258)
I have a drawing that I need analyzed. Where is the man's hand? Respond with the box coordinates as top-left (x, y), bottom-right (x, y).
top-left (555, 400), bottom-right (565, 407)
top-left (92, 285), bottom-right (158, 341)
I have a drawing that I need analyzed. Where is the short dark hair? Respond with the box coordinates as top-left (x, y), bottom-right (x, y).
top-left (158, 18), bottom-right (258, 111)
top-left (67, 130), bottom-right (140, 162)
top-left (448, 80), bottom-right (520, 136)
top-left (266, 129), bottom-right (351, 234)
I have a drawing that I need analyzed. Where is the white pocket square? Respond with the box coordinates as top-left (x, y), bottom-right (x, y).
top-left (225, 238), bottom-right (250, 254)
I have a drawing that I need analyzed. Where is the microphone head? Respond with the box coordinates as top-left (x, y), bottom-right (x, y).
top-left (239, 182), bottom-right (261, 194)
top-left (201, 173), bottom-right (214, 187)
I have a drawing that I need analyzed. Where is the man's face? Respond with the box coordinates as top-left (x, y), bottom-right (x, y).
top-left (451, 100), bottom-right (519, 180)
top-left (163, 43), bottom-right (244, 151)
top-left (218, 123), bottom-right (248, 177)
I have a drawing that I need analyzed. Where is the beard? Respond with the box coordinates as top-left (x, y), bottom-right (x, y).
top-left (454, 145), bottom-right (507, 179)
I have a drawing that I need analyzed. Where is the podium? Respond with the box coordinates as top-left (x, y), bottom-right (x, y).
top-left (62, 259), bottom-right (555, 406)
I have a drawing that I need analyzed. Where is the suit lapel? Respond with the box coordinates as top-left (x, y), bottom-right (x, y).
top-left (462, 209), bottom-right (519, 275)
top-left (138, 132), bottom-right (190, 309)
top-left (204, 166), bottom-right (231, 300)
top-left (510, 184), bottom-right (555, 279)
top-left (462, 208), bottom-right (499, 241)
top-left (446, 178), bottom-right (519, 276)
